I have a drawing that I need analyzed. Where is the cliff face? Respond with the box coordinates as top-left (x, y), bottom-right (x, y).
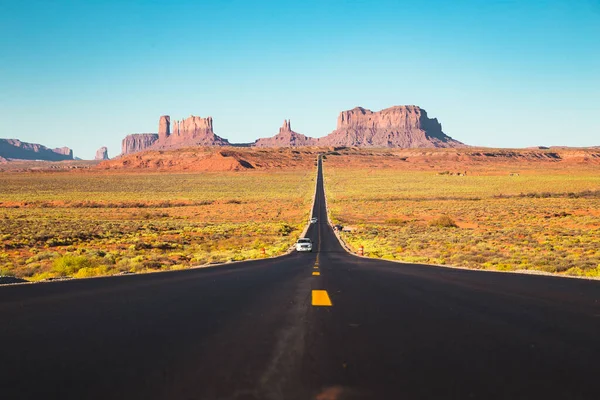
top-left (158, 115), bottom-right (170, 141)
top-left (253, 120), bottom-right (318, 147)
top-left (319, 106), bottom-right (465, 148)
top-left (162, 115), bottom-right (229, 148)
top-left (252, 106), bottom-right (464, 148)
top-left (53, 147), bottom-right (74, 157)
top-left (95, 147), bottom-right (109, 160)
top-left (120, 105), bottom-right (466, 154)
top-left (121, 115), bottom-right (228, 155)
top-left (0, 139), bottom-right (74, 161)
top-left (121, 134), bottom-right (159, 155)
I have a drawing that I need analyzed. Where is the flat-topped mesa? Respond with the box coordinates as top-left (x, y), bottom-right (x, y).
top-left (0, 139), bottom-right (74, 161)
top-left (121, 134), bottom-right (159, 155)
top-left (253, 119), bottom-right (318, 147)
top-left (162, 115), bottom-right (228, 147)
top-left (121, 114), bottom-right (229, 155)
top-left (323, 105), bottom-right (465, 148)
top-left (170, 115), bottom-right (213, 137)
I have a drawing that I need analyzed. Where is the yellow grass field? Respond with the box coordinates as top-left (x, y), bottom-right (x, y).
top-left (323, 151), bottom-right (600, 277)
top-left (0, 170), bottom-right (315, 281)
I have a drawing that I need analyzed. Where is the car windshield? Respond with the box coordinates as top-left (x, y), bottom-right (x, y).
top-left (298, 239), bottom-right (311, 243)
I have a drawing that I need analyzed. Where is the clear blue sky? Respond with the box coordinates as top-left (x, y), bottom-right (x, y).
top-left (1, 0), bottom-right (599, 159)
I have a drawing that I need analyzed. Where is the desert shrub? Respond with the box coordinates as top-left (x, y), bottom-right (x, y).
top-left (73, 266), bottom-right (112, 278)
top-left (278, 223), bottom-right (294, 236)
top-left (134, 242), bottom-right (153, 250)
top-left (429, 215), bottom-right (458, 228)
top-left (565, 267), bottom-right (585, 276)
top-left (152, 242), bottom-right (176, 250)
top-left (46, 237), bottom-right (74, 247)
top-left (142, 260), bottom-right (163, 269)
top-left (52, 255), bottom-right (94, 276)
top-left (385, 218), bottom-right (405, 225)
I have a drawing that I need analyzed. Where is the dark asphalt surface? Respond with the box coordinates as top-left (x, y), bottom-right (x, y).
top-left (1, 157), bottom-right (600, 399)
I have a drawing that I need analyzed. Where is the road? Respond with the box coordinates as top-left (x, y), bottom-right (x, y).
top-left (1, 157), bottom-right (600, 399)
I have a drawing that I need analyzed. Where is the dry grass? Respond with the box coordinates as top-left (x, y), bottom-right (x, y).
top-left (323, 151), bottom-right (600, 277)
top-left (0, 169), bottom-right (315, 281)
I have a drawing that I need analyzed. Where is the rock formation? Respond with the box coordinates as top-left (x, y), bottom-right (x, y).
top-left (158, 115), bottom-right (170, 141)
top-left (251, 106), bottom-right (464, 148)
top-left (0, 139), bottom-right (74, 161)
top-left (121, 115), bottom-right (229, 155)
top-left (53, 147), bottom-right (74, 158)
top-left (95, 147), bottom-right (109, 160)
top-left (253, 120), bottom-right (318, 147)
top-left (162, 115), bottom-right (229, 148)
top-left (120, 106), bottom-right (466, 154)
top-left (319, 106), bottom-right (465, 148)
top-left (121, 134), bottom-right (159, 155)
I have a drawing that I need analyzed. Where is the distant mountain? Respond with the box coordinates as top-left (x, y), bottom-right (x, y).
top-left (253, 120), bottom-right (317, 147)
top-left (122, 134), bottom-right (159, 155)
top-left (318, 106), bottom-right (465, 148)
top-left (95, 147), bottom-right (109, 160)
top-left (121, 115), bottom-right (229, 155)
top-left (252, 106), bottom-right (464, 148)
top-left (120, 105), bottom-right (466, 155)
top-left (0, 139), bottom-right (74, 161)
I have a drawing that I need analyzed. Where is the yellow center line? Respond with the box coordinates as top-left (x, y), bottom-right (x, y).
top-left (312, 290), bottom-right (332, 306)
top-left (312, 271), bottom-right (320, 276)
top-left (314, 266), bottom-right (319, 269)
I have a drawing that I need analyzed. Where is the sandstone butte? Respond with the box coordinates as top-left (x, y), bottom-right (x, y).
top-left (122, 115), bottom-right (229, 155)
top-left (253, 120), bottom-right (318, 147)
top-left (0, 139), bottom-right (74, 161)
top-left (95, 146), bottom-right (109, 160)
top-left (320, 105), bottom-right (465, 148)
top-left (120, 106), bottom-right (464, 155)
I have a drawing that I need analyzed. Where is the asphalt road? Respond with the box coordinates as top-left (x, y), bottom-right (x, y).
top-left (1, 157), bottom-right (600, 400)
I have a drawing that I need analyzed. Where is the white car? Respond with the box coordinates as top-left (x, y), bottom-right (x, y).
top-left (310, 217), bottom-right (318, 224)
top-left (296, 238), bottom-right (313, 252)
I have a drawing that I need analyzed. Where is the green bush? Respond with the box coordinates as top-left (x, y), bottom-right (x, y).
top-left (52, 255), bottom-right (93, 276)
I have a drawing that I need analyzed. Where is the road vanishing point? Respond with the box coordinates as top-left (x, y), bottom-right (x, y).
top-left (1, 157), bottom-right (600, 399)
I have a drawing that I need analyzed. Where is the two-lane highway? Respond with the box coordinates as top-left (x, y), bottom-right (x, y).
top-left (1, 157), bottom-right (600, 399)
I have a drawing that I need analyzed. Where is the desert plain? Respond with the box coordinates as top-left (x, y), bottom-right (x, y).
top-left (1, 146), bottom-right (599, 282)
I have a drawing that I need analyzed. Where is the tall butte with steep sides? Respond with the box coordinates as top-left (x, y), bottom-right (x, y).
top-left (159, 115), bottom-right (229, 149)
top-left (121, 134), bottom-right (159, 155)
top-left (121, 115), bottom-right (229, 155)
top-left (253, 120), bottom-right (317, 147)
top-left (319, 105), bottom-right (464, 148)
top-left (95, 147), bottom-right (109, 160)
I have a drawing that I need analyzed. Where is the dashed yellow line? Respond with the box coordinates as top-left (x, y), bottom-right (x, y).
top-left (312, 271), bottom-right (320, 276)
top-left (314, 266), bottom-right (319, 269)
top-left (312, 290), bottom-right (332, 306)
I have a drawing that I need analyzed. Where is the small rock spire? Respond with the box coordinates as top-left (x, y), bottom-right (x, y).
top-left (280, 119), bottom-right (291, 133)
